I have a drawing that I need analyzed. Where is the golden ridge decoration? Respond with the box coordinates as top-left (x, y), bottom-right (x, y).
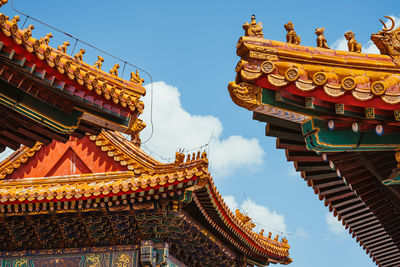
top-left (74, 48), bottom-right (85, 61)
top-left (315, 27), bottom-right (330, 49)
top-left (130, 70), bottom-right (144, 85)
top-left (110, 63), bottom-right (120, 77)
top-left (284, 21), bottom-right (301, 45)
top-left (371, 16), bottom-right (400, 65)
top-left (242, 15), bottom-right (263, 38)
top-left (39, 32), bottom-right (52, 45)
top-left (228, 81), bottom-right (262, 110)
top-left (235, 209), bottom-right (256, 229)
top-left (93, 55), bottom-right (104, 69)
top-left (57, 41), bottom-right (70, 53)
top-left (345, 31), bottom-right (362, 53)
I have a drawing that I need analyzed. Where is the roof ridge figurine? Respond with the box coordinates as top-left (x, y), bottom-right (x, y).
top-left (315, 27), bottom-right (330, 49)
top-left (110, 63), bottom-right (120, 77)
top-left (130, 70), bottom-right (144, 85)
top-left (242, 14), bottom-right (263, 38)
top-left (285, 21), bottom-right (301, 45)
top-left (39, 32), bottom-right (53, 45)
top-left (94, 55), bottom-right (104, 69)
top-left (74, 48), bottom-right (85, 61)
top-left (345, 31), bottom-right (361, 53)
top-left (371, 16), bottom-right (400, 65)
top-left (57, 40), bottom-right (70, 53)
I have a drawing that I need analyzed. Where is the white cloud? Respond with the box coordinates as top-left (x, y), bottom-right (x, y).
top-left (140, 81), bottom-right (265, 178)
top-left (223, 195), bottom-right (287, 233)
top-left (325, 212), bottom-right (346, 235)
top-left (295, 226), bottom-right (309, 238)
top-left (331, 36), bottom-right (348, 51)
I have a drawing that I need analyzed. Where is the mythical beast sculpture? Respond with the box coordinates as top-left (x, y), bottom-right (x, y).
top-left (371, 16), bottom-right (400, 65)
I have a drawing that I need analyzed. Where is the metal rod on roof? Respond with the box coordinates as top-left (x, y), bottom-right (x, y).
top-left (70, 39), bottom-right (78, 56)
top-left (21, 15), bottom-right (28, 28)
top-left (121, 61), bottom-right (127, 78)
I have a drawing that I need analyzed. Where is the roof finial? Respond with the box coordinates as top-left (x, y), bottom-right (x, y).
top-left (242, 15), bottom-right (263, 38)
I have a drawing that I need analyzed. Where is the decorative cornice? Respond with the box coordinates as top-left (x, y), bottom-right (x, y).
top-left (233, 36), bottom-right (400, 107)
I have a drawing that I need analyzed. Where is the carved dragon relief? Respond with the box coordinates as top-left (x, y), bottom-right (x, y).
top-left (371, 16), bottom-right (400, 65)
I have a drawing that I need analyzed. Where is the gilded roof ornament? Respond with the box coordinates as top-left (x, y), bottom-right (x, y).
top-left (315, 27), bottom-right (330, 49)
top-left (284, 21), bottom-right (301, 45)
top-left (0, 0), bottom-right (8, 7)
top-left (345, 31), bottom-right (361, 53)
top-left (94, 55), bottom-right (104, 69)
top-left (110, 63), bottom-right (120, 77)
top-left (10, 15), bottom-right (19, 25)
top-left (371, 16), bottom-right (400, 65)
top-left (23, 24), bottom-right (34, 37)
top-left (242, 15), bottom-right (263, 38)
top-left (39, 33), bottom-right (53, 45)
top-left (235, 209), bottom-right (256, 229)
top-left (130, 70), bottom-right (144, 85)
top-left (57, 41), bottom-right (70, 53)
top-left (74, 48), bottom-right (85, 61)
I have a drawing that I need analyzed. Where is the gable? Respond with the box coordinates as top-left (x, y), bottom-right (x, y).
top-left (8, 136), bottom-right (127, 179)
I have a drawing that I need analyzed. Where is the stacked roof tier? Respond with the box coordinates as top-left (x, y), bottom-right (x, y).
top-left (0, 131), bottom-right (291, 266)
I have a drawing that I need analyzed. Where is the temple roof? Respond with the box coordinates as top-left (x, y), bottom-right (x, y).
top-left (0, 6), bottom-right (147, 150)
top-left (228, 16), bottom-right (400, 267)
top-left (0, 131), bottom-right (291, 265)
top-left (235, 25), bottom-right (400, 111)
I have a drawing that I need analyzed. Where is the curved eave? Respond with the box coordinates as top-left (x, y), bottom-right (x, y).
top-left (191, 176), bottom-right (292, 265)
top-left (236, 36), bottom-right (400, 111)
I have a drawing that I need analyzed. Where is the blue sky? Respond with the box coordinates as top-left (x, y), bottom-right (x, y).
top-left (3, 1), bottom-right (399, 266)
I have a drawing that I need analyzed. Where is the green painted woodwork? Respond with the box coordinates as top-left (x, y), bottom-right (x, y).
top-left (262, 89), bottom-right (396, 122)
top-left (260, 89), bottom-right (400, 152)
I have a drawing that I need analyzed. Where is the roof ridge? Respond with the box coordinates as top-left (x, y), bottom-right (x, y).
top-left (0, 11), bottom-right (146, 113)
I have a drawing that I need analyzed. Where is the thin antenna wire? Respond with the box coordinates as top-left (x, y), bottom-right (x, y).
top-left (10, 0), bottom-right (155, 144)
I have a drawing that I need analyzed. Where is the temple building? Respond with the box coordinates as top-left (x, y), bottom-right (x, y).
top-left (0, 131), bottom-right (291, 266)
top-left (0, 3), bottom-right (292, 266)
top-left (229, 15), bottom-right (400, 267)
